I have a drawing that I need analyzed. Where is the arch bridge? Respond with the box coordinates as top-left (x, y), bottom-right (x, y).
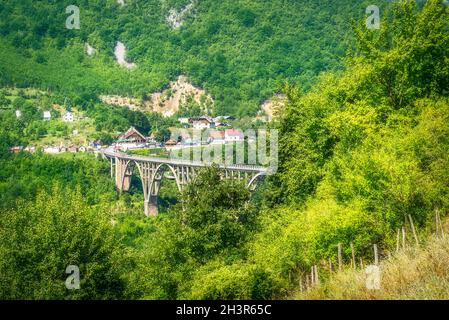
top-left (102, 150), bottom-right (268, 216)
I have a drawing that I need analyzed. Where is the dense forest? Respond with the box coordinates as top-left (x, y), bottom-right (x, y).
top-left (0, 0), bottom-right (392, 116)
top-left (0, 0), bottom-right (449, 299)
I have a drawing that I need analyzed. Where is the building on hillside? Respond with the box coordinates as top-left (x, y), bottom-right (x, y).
top-left (43, 111), bottom-right (51, 121)
top-left (15, 110), bottom-right (22, 118)
top-left (145, 132), bottom-right (158, 146)
top-left (165, 139), bottom-right (178, 147)
top-left (90, 140), bottom-right (103, 149)
top-left (225, 129), bottom-right (244, 142)
top-left (178, 130), bottom-right (200, 146)
top-left (43, 146), bottom-right (60, 154)
top-left (63, 112), bottom-right (75, 122)
top-left (118, 127), bottom-right (147, 143)
top-left (208, 130), bottom-right (225, 144)
top-left (79, 146), bottom-right (87, 152)
top-left (178, 117), bottom-right (190, 124)
top-left (9, 146), bottom-right (24, 154)
top-left (116, 126), bottom-right (148, 151)
top-left (215, 122), bottom-right (230, 128)
top-left (189, 116), bottom-right (215, 129)
top-left (214, 116), bottom-right (235, 122)
top-left (213, 116), bottom-right (235, 127)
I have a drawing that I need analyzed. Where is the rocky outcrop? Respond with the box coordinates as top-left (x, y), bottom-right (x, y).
top-left (114, 41), bottom-right (136, 69)
top-left (144, 75), bottom-right (213, 117)
top-left (100, 75), bottom-right (213, 117)
top-left (166, 1), bottom-right (195, 29)
top-left (259, 94), bottom-right (286, 122)
top-left (99, 95), bottom-right (141, 110)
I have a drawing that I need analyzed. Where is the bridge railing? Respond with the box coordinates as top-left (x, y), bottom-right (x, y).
top-left (102, 150), bottom-right (269, 173)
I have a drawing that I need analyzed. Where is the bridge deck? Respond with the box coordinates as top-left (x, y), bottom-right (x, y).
top-left (102, 150), bottom-right (268, 173)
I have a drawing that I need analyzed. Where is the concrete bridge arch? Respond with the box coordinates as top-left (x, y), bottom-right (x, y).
top-left (104, 150), bottom-right (268, 216)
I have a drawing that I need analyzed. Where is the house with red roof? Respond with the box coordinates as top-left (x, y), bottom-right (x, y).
top-left (224, 129), bottom-right (244, 142)
top-left (189, 116), bottom-right (215, 129)
top-left (209, 130), bottom-right (226, 144)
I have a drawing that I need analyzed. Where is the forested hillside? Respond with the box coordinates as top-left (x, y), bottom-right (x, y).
top-left (0, 0), bottom-right (391, 116)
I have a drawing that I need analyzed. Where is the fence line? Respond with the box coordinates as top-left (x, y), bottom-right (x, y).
top-left (296, 210), bottom-right (446, 293)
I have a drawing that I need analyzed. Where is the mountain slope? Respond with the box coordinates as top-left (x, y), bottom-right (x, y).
top-left (0, 0), bottom-right (393, 116)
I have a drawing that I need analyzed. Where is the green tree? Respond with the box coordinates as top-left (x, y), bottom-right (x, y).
top-left (352, 0), bottom-right (449, 108)
top-left (156, 128), bottom-right (171, 143)
top-left (0, 185), bottom-right (129, 299)
top-left (131, 166), bottom-right (257, 299)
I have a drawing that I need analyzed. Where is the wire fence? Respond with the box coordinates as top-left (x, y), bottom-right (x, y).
top-left (297, 209), bottom-right (446, 292)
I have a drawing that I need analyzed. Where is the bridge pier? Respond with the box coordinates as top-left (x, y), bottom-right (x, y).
top-left (122, 175), bottom-right (132, 192)
top-left (144, 196), bottom-right (158, 217)
top-left (110, 158), bottom-right (114, 178)
top-left (114, 157), bottom-right (133, 192)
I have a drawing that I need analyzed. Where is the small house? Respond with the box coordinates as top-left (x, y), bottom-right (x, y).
top-left (43, 146), bottom-right (60, 154)
top-left (209, 130), bottom-right (225, 144)
top-left (118, 127), bottom-right (147, 144)
top-left (225, 129), bottom-right (244, 142)
top-left (214, 116), bottom-right (235, 127)
top-left (43, 111), bottom-right (51, 121)
top-left (189, 116), bottom-right (215, 130)
top-left (178, 130), bottom-right (199, 146)
top-left (116, 127), bottom-right (147, 151)
top-left (178, 117), bottom-right (190, 124)
top-left (24, 146), bottom-right (36, 153)
top-left (165, 139), bottom-right (178, 146)
top-left (90, 140), bottom-right (103, 149)
top-left (9, 146), bottom-right (24, 154)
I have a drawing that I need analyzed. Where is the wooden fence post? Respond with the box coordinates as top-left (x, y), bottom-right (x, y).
top-left (408, 214), bottom-right (419, 245)
top-left (436, 209), bottom-right (445, 239)
top-left (350, 242), bottom-right (356, 269)
top-left (314, 265), bottom-right (319, 285)
top-left (311, 266), bottom-right (315, 286)
top-left (402, 225), bottom-right (406, 249)
top-left (337, 243), bottom-right (342, 271)
top-left (440, 211), bottom-right (446, 239)
top-left (436, 209), bottom-right (441, 238)
top-left (373, 244), bottom-right (379, 265)
top-left (396, 229), bottom-right (400, 253)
